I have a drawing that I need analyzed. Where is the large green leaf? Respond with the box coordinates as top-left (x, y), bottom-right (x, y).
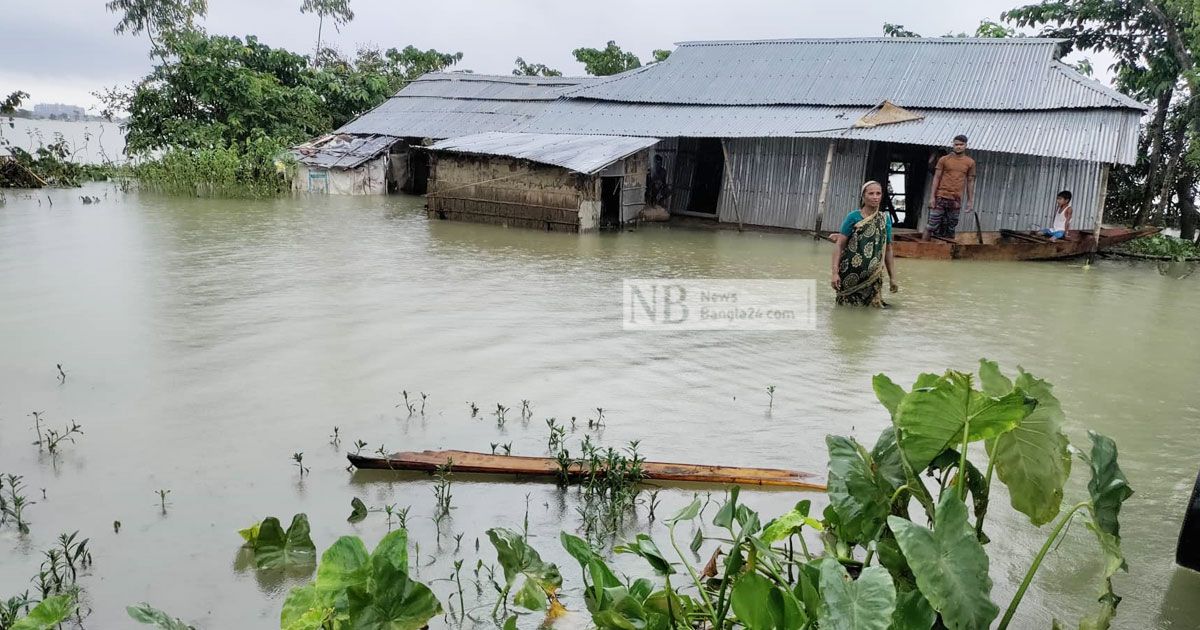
top-left (369, 528), bottom-right (409, 575)
top-left (818, 559), bottom-right (896, 630)
top-left (887, 494), bottom-right (998, 630)
top-left (11, 595), bottom-right (76, 630)
top-left (988, 368), bottom-right (1072, 526)
top-left (891, 590), bottom-right (936, 630)
top-left (314, 535), bottom-right (371, 593)
top-left (344, 560), bottom-right (443, 629)
top-left (732, 572), bottom-right (806, 630)
top-left (894, 371), bottom-right (1032, 472)
top-left (280, 584), bottom-right (329, 629)
top-left (1087, 431), bottom-right (1133, 540)
top-left (872, 374), bottom-right (906, 417)
top-left (869, 427), bottom-right (907, 491)
top-left (348, 497), bottom-right (368, 523)
top-left (487, 528), bottom-right (563, 610)
top-left (252, 514), bottom-right (317, 570)
top-left (127, 603), bottom-right (195, 629)
top-left (615, 534), bottom-right (674, 575)
top-left (826, 435), bottom-right (893, 544)
top-left (977, 359), bottom-right (1013, 397)
top-left (762, 500), bottom-right (822, 543)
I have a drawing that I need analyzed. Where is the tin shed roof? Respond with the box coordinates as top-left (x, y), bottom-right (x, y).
top-left (427, 132), bottom-right (659, 174)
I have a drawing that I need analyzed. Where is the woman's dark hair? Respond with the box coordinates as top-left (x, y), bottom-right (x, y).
top-left (1057, 190), bottom-right (1072, 201)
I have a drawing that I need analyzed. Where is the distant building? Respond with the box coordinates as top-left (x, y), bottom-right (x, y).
top-left (33, 103), bottom-right (86, 120)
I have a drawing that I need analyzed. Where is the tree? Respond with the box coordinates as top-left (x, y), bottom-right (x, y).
top-left (651, 49), bottom-right (672, 62)
top-left (883, 23), bottom-right (920, 38)
top-left (1, 91), bottom-right (29, 115)
top-left (105, 0), bottom-right (207, 53)
top-left (572, 41), bottom-right (642, 76)
top-left (513, 57), bottom-right (562, 77)
top-left (300, 0), bottom-right (354, 66)
top-left (1004, 0), bottom-right (1197, 228)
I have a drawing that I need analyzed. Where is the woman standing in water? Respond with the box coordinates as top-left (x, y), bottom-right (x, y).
top-left (830, 181), bottom-right (898, 307)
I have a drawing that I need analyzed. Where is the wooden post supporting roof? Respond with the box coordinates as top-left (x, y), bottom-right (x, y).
top-left (814, 140), bottom-right (836, 235)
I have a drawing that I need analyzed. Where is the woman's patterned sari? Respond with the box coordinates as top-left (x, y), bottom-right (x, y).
top-left (836, 210), bottom-right (888, 307)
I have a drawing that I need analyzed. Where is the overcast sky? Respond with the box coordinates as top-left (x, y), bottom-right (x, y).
top-left (1, 0), bottom-right (1119, 110)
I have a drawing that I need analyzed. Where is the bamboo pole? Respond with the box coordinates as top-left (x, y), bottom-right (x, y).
top-left (1089, 164), bottom-right (1110, 265)
top-left (814, 140), bottom-right (836, 237)
top-left (720, 140), bottom-right (744, 231)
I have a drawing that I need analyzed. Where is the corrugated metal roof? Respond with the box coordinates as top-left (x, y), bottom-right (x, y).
top-left (292, 134), bottom-right (398, 169)
top-left (398, 73), bottom-right (590, 101)
top-left (333, 73), bottom-right (593, 139)
top-left (566, 38), bottom-right (1145, 111)
top-left (517, 100), bottom-right (1141, 164)
top-left (336, 96), bottom-right (554, 138)
top-left (427, 132), bottom-right (659, 174)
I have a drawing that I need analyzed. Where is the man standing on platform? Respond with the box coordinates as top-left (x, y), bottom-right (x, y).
top-left (923, 134), bottom-right (976, 242)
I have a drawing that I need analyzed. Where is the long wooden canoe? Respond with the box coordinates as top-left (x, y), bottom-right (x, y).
top-left (348, 449), bottom-right (826, 490)
top-left (885, 227), bottom-right (1159, 261)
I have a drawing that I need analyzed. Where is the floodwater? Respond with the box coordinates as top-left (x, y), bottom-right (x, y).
top-left (1, 183), bottom-right (1199, 628)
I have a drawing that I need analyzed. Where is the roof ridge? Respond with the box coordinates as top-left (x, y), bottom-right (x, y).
top-left (416, 72), bottom-right (589, 83)
top-left (1047, 61), bottom-right (1147, 110)
top-left (675, 37), bottom-right (1065, 46)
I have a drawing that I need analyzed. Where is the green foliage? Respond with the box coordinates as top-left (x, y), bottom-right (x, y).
top-left (300, 0), bottom-right (354, 28)
top-left (573, 40), bottom-right (643, 76)
top-left (127, 603), bottom-right (196, 629)
top-left (651, 49), bottom-right (672, 63)
top-left (882, 23), bottom-right (920, 38)
top-left (984, 363), bottom-right (1072, 526)
top-left (280, 529), bottom-right (441, 630)
top-left (106, 0), bottom-right (207, 39)
top-left (240, 514), bottom-right (317, 570)
top-left (894, 370), bottom-right (1033, 472)
top-left (818, 559), bottom-right (895, 630)
top-left (761, 500), bottom-right (822, 543)
top-left (731, 572), bottom-right (806, 630)
top-left (130, 137), bottom-right (292, 197)
top-left (1, 91), bottom-right (29, 115)
top-left (825, 436), bottom-right (892, 544)
top-left (1085, 431), bottom-right (1134, 541)
top-left (1118, 234), bottom-right (1200, 259)
top-left (9, 594), bottom-right (75, 630)
top-left (487, 528), bottom-right (563, 611)
top-left (889, 494), bottom-right (998, 630)
top-left (513, 57), bottom-right (562, 76)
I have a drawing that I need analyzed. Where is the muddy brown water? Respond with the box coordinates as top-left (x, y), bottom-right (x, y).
top-left (1, 184), bottom-right (1199, 628)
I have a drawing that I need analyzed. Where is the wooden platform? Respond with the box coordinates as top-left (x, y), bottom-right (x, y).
top-left (348, 449), bottom-right (826, 490)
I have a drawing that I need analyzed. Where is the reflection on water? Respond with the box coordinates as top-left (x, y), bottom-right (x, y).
top-left (0, 184), bottom-right (1198, 628)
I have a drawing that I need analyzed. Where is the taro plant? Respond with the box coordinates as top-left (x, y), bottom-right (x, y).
top-left (433, 460), bottom-right (454, 520)
top-left (126, 602), bottom-right (195, 629)
top-left (238, 514), bottom-right (317, 571)
top-left (5, 593), bottom-right (76, 630)
top-left (279, 529), bottom-right (442, 629)
top-left (510, 360), bottom-right (1133, 630)
top-left (486, 527), bottom-right (563, 616)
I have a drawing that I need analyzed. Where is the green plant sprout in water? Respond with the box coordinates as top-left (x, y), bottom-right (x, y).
top-left (352, 439), bottom-right (367, 455)
top-left (397, 390), bottom-right (417, 416)
top-left (494, 404), bottom-right (509, 426)
top-left (127, 602), bottom-right (196, 629)
top-left (433, 459), bottom-right (454, 521)
top-left (521, 399), bottom-right (532, 420)
top-left (767, 384), bottom-right (776, 409)
top-left (589, 407), bottom-right (606, 429)
top-left (55, 363), bottom-right (66, 384)
top-left (469, 401), bottom-right (480, 418)
top-left (29, 411), bottom-right (45, 449)
top-left (43, 420), bottom-right (83, 454)
top-left (292, 452), bottom-right (309, 478)
top-left (156, 490), bottom-right (171, 515)
top-left (328, 426), bottom-right (340, 446)
top-left (1, 474), bottom-right (34, 534)
top-left (238, 514), bottom-right (317, 570)
top-left (420, 391), bottom-right (429, 415)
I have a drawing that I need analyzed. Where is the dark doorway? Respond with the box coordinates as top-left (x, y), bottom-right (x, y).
top-left (865, 143), bottom-right (929, 229)
top-left (688, 138), bottom-right (725, 215)
top-left (408, 151), bottom-right (430, 195)
top-left (600, 177), bottom-right (622, 228)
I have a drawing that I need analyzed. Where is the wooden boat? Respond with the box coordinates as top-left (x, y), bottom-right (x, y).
top-left (884, 227), bottom-right (1159, 261)
top-left (348, 449), bottom-right (826, 490)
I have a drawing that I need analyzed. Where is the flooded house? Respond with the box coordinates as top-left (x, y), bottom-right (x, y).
top-left (514, 37), bottom-right (1146, 234)
top-left (291, 73), bottom-right (591, 195)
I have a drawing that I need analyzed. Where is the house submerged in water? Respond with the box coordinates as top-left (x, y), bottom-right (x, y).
top-left (295, 37), bottom-right (1146, 236)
